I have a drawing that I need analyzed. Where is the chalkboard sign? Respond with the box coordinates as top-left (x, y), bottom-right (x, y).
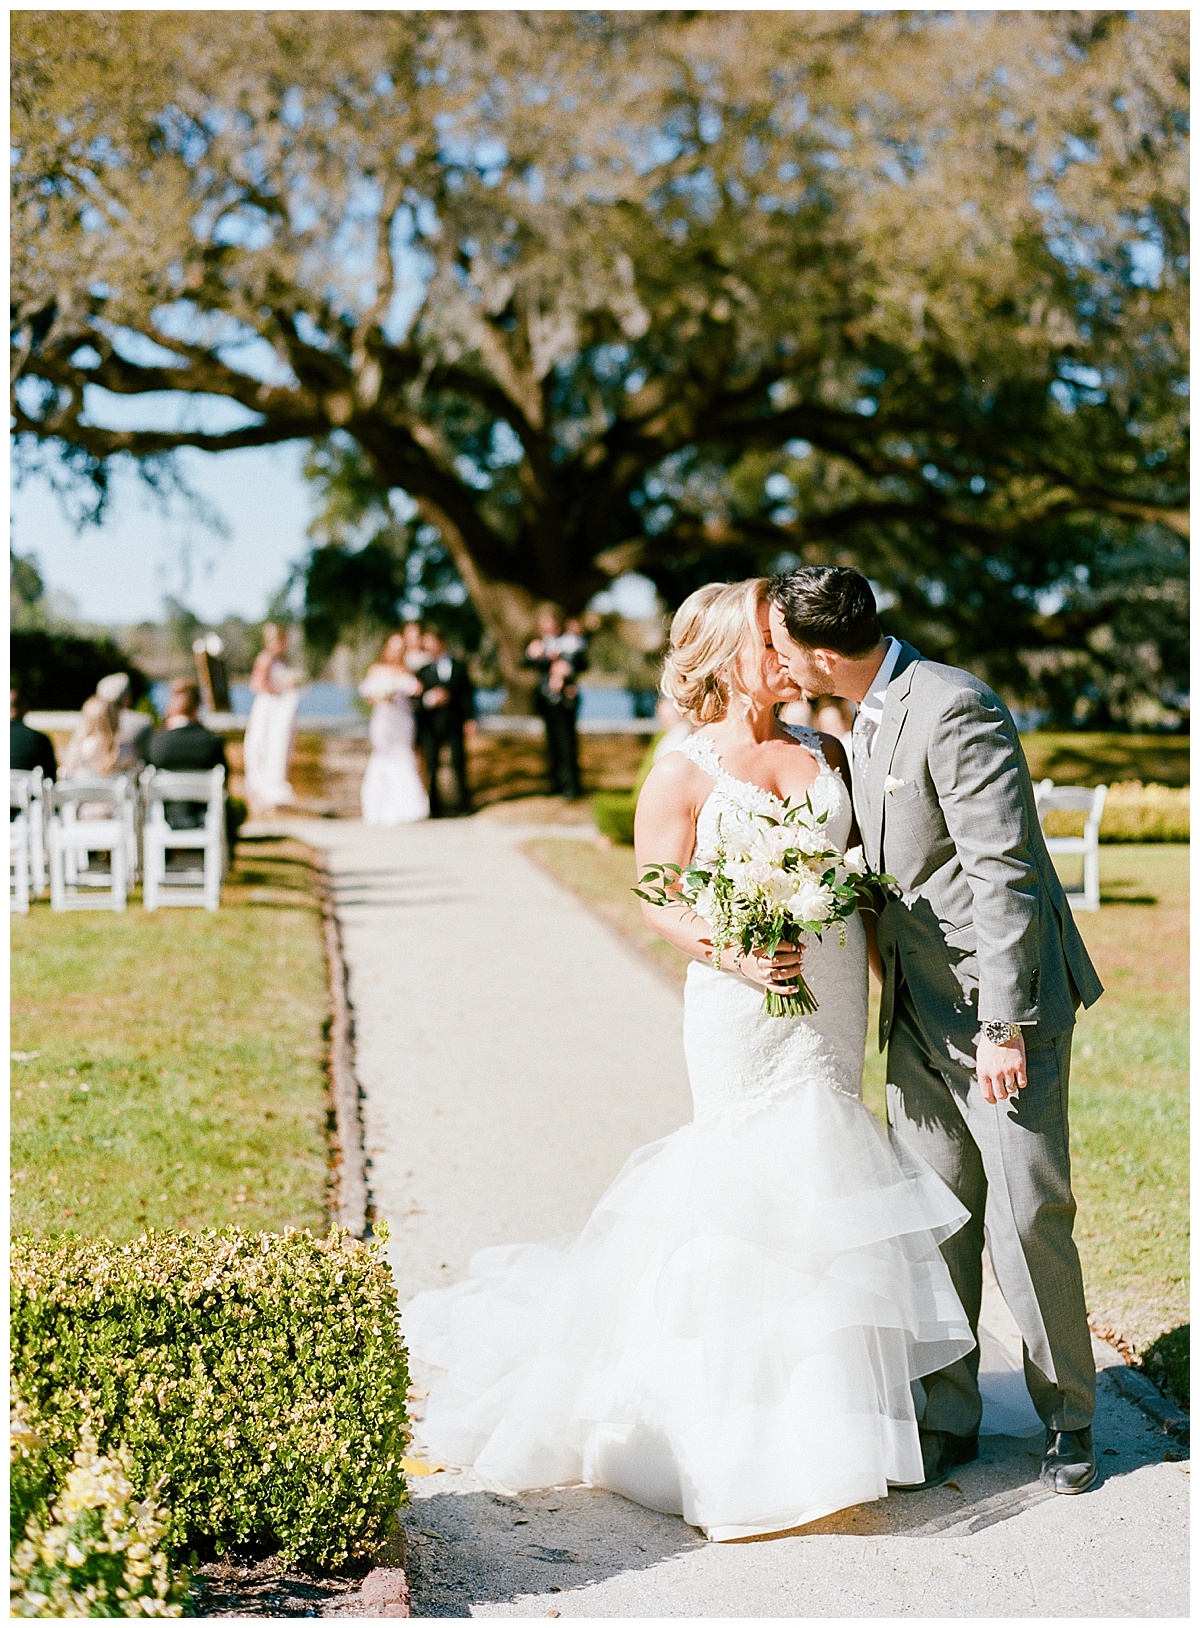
top-left (193, 633), bottom-right (232, 712)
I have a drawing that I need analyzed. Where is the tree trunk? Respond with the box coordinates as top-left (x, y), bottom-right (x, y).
top-left (409, 491), bottom-right (596, 715)
top-left (406, 501), bottom-right (536, 711)
top-left (469, 574), bottom-right (543, 715)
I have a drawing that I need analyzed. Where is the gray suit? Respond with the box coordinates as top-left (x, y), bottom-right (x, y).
top-left (856, 642), bottom-right (1103, 1437)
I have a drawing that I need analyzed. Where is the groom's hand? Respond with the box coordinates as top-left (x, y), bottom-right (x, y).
top-left (976, 1033), bottom-right (1028, 1103)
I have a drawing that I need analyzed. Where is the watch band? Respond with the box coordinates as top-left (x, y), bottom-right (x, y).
top-left (982, 1020), bottom-right (1021, 1045)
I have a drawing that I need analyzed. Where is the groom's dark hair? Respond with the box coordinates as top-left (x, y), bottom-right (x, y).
top-left (767, 565), bottom-right (882, 657)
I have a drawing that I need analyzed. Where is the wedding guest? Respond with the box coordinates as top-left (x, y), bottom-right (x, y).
top-left (10, 687), bottom-right (57, 781)
top-left (147, 679), bottom-right (228, 832)
top-left (525, 606), bottom-right (588, 800)
top-left (243, 623), bottom-right (300, 816)
top-left (61, 696), bottom-right (120, 777)
top-left (414, 628), bottom-right (476, 818)
top-left (359, 632), bottom-right (429, 825)
top-left (95, 672), bottom-right (152, 770)
top-left (560, 616), bottom-right (588, 664)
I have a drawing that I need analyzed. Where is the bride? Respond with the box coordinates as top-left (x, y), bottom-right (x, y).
top-left (359, 632), bottom-right (430, 826)
top-left (402, 578), bottom-right (974, 1540)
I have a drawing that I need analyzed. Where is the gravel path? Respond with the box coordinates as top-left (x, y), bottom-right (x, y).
top-left (286, 814), bottom-right (1188, 1620)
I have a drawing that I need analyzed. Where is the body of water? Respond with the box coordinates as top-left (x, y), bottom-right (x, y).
top-left (152, 680), bottom-right (658, 722)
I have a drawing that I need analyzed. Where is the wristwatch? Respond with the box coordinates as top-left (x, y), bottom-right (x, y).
top-left (982, 1021), bottom-right (1021, 1045)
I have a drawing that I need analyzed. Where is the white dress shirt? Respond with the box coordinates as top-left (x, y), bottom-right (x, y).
top-left (854, 636), bottom-right (902, 758)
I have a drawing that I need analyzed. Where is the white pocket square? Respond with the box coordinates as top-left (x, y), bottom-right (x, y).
top-left (884, 775), bottom-right (906, 794)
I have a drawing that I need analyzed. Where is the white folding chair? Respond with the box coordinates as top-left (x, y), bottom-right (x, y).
top-left (141, 766), bottom-right (225, 911)
top-left (10, 772), bottom-right (35, 913)
top-left (28, 767), bottom-right (48, 896)
top-left (48, 776), bottom-right (132, 911)
top-left (1035, 780), bottom-right (1108, 912)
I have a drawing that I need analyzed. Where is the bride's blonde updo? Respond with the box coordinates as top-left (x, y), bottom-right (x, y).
top-left (660, 579), bottom-right (768, 725)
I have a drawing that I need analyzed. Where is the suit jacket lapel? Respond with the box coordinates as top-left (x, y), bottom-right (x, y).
top-left (861, 643), bottom-right (921, 871)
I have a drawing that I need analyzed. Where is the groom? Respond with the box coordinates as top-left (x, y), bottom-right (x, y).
top-left (767, 565), bottom-right (1103, 1496)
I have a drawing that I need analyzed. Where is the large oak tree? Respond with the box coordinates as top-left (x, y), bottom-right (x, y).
top-left (12, 10), bottom-right (1188, 715)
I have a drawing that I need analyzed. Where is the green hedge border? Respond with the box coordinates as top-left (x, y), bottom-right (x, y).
top-left (11, 1226), bottom-right (408, 1570)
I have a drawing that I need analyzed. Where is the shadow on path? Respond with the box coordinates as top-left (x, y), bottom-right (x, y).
top-left (400, 1363), bottom-right (1175, 1618)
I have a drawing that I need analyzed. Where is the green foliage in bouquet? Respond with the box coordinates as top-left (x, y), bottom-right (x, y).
top-left (11, 1417), bottom-right (186, 1619)
top-left (10, 1226), bottom-right (409, 1570)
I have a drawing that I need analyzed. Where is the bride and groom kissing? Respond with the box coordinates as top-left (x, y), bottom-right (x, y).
top-left (403, 565), bottom-right (1104, 1541)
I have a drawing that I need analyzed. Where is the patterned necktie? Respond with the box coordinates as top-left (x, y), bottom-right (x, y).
top-left (851, 708), bottom-right (872, 788)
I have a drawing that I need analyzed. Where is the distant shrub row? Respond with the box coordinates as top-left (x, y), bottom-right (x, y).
top-left (1043, 782), bottom-right (1190, 844)
top-left (10, 1227), bottom-right (409, 1574)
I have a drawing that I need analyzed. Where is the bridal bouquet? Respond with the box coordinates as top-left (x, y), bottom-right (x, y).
top-left (359, 667), bottom-right (410, 702)
top-left (635, 797), bottom-right (893, 1018)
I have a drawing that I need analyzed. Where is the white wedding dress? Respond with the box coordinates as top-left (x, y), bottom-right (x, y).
top-left (242, 661), bottom-right (299, 814)
top-left (360, 684), bottom-right (429, 826)
top-left (402, 727), bottom-right (975, 1540)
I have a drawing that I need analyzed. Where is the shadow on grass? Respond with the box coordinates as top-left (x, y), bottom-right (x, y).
top-left (1141, 1324), bottom-right (1189, 1411)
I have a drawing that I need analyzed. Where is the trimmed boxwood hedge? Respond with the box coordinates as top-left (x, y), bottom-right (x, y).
top-left (592, 734), bottom-right (663, 846)
top-left (10, 1227), bottom-right (409, 1570)
top-left (592, 791), bottom-right (637, 846)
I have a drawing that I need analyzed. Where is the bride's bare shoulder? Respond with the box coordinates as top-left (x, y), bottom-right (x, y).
top-left (637, 746), bottom-right (709, 809)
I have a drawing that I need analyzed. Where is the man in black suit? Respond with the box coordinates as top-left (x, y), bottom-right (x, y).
top-left (525, 608), bottom-right (588, 800)
top-left (10, 688), bottom-right (57, 781)
top-left (414, 630), bottom-right (476, 817)
top-left (147, 680), bottom-right (227, 831)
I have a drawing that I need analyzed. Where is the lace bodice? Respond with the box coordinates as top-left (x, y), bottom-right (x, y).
top-left (669, 726), bottom-right (867, 1123)
top-left (676, 726), bottom-right (854, 864)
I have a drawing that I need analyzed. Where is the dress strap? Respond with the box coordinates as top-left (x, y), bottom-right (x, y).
top-left (677, 732), bottom-right (724, 779)
top-left (781, 722), bottom-right (830, 772)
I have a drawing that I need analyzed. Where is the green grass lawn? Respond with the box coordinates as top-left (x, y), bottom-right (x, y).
top-left (10, 838), bottom-right (332, 1240)
top-left (524, 837), bottom-right (1188, 1402)
top-left (1020, 731), bottom-right (1188, 788)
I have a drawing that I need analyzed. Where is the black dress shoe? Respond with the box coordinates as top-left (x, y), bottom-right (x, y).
top-left (1041, 1427), bottom-right (1097, 1494)
top-left (894, 1429), bottom-right (979, 1492)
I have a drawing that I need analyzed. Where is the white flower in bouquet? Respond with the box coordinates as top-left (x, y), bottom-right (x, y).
top-left (786, 875), bottom-right (837, 924)
top-left (749, 823), bottom-right (794, 862)
top-left (843, 845), bottom-right (868, 876)
top-left (787, 819), bottom-right (830, 857)
top-left (727, 856), bottom-right (793, 907)
top-left (692, 881), bottom-right (719, 924)
top-left (716, 809), bottom-right (758, 860)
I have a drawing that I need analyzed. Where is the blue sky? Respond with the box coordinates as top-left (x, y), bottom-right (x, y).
top-left (11, 442), bottom-right (316, 627)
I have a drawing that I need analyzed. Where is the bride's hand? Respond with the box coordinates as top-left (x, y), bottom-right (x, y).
top-left (732, 942), bottom-right (804, 992)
